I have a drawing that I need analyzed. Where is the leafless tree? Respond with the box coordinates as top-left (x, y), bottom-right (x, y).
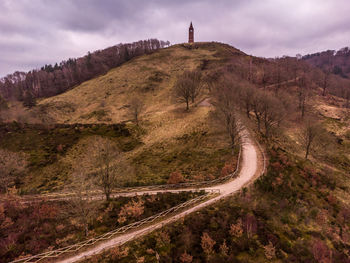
top-left (212, 76), bottom-right (244, 149)
top-left (259, 63), bottom-right (270, 90)
top-left (0, 149), bottom-right (27, 193)
top-left (204, 71), bottom-right (221, 92)
top-left (251, 89), bottom-right (264, 133)
top-left (299, 119), bottom-right (322, 159)
top-left (345, 90), bottom-right (350, 109)
top-left (261, 94), bottom-right (286, 138)
top-left (174, 74), bottom-right (191, 111)
top-left (0, 96), bottom-right (8, 122)
top-left (297, 75), bottom-right (312, 119)
top-left (93, 137), bottom-right (125, 201)
top-left (239, 84), bottom-right (255, 119)
top-left (274, 58), bottom-right (283, 94)
top-left (67, 168), bottom-right (98, 237)
top-left (251, 90), bottom-right (287, 138)
top-left (322, 68), bottom-right (332, 96)
top-left (129, 95), bottom-right (144, 125)
top-left (185, 70), bottom-right (202, 103)
top-left (174, 70), bottom-right (202, 110)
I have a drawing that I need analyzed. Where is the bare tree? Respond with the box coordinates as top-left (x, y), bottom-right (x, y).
top-left (129, 95), bottom-right (144, 125)
top-left (345, 90), bottom-right (350, 109)
top-left (186, 70), bottom-right (202, 103)
top-left (274, 58), bottom-right (283, 94)
top-left (299, 119), bottom-right (322, 159)
top-left (259, 63), bottom-right (270, 90)
top-left (251, 90), bottom-right (287, 138)
top-left (204, 71), bottom-right (221, 92)
top-left (94, 137), bottom-right (123, 201)
top-left (68, 169), bottom-right (98, 237)
top-left (251, 89), bottom-right (264, 133)
top-left (0, 149), bottom-right (27, 193)
top-left (239, 84), bottom-right (255, 119)
top-left (322, 68), bottom-right (331, 96)
top-left (297, 75), bottom-right (312, 119)
top-left (212, 76), bottom-right (244, 149)
top-left (174, 75), bottom-right (191, 110)
top-left (174, 70), bottom-right (202, 110)
top-left (0, 96), bottom-right (8, 122)
top-left (261, 94), bottom-right (286, 138)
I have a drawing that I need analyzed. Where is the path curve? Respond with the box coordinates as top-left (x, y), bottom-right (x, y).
top-left (57, 129), bottom-right (261, 263)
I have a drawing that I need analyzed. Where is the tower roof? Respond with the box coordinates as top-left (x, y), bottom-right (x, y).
top-left (189, 22), bottom-right (193, 29)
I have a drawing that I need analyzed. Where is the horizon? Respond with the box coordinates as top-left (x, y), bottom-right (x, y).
top-left (1, 0), bottom-right (350, 77)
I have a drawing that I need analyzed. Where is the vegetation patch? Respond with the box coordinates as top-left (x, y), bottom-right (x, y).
top-left (130, 130), bottom-right (236, 186)
top-left (0, 191), bottom-right (204, 262)
top-left (86, 148), bottom-right (350, 263)
top-left (0, 122), bottom-right (140, 193)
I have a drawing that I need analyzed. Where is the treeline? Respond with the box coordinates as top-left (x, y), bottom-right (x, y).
top-left (0, 39), bottom-right (170, 101)
top-left (226, 53), bottom-right (350, 102)
top-left (303, 47), bottom-right (350, 79)
top-left (302, 47), bottom-right (350, 99)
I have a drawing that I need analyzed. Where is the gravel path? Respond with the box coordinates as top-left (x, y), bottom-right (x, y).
top-left (57, 130), bottom-right (260, 263)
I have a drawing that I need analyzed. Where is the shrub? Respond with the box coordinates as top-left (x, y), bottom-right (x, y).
top-left (167, 171), bottom-right (184, 184)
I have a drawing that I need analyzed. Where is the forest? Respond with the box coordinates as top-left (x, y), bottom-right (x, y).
top-left (0, 39), bottom-right (169, 102)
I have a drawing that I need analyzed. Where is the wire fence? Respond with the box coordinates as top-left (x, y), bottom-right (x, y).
top-left (10, 190), bottom-right (219, 263)
top-left (7, 145), bottom-right (242, 203)
top-left (8, 132), bottom-right (267, 263)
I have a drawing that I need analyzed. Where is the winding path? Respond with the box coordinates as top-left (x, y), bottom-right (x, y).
top-left (56, 129), bottom-right (261, 263)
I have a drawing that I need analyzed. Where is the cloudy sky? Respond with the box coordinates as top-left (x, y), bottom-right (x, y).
top-left (1, 0), bottom-right (350, 77)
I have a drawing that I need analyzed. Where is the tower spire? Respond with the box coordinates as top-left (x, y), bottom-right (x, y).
top-left (188, 22), bottom-right (194, 43)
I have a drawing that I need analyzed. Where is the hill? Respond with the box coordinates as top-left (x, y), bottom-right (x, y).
top-left (1, 42), bottom-right (350, 262)
top-left (0, 42), bottom-right (245, 194)
top-left (32, 42), bottom-right (243, 124)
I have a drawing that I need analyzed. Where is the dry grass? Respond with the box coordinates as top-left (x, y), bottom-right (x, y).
top-left (36, 45), bottom-right (217, 124)
top-left (279, 93), bottom-right (350, 207)
top-left (15, 43), bottom-right (238, 190)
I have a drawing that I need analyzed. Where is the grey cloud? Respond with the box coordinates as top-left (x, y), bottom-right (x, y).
top-left (1, 0), bottom-right (350, 76)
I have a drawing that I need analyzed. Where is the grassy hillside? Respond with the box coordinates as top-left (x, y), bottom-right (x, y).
top-left (0, 43), bottom-right (243, 194)
top-left (35, 43), bottom-right (242, 124)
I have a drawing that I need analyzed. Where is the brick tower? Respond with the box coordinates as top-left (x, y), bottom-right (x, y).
top-left (189, 22), bottom-right (194, 43)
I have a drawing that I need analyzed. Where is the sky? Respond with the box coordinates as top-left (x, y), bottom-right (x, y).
top-left (1, 0), bottom-right (350, 77)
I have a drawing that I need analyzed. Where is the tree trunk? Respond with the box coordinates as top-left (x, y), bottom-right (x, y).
top-left (323, 74), bottom-right (328, 96)
top-left (305, 141), bottom-right (311, 159)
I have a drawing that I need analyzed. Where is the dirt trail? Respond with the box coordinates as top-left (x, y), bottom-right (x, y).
top-left (57, 130), bottom-right (260, 263)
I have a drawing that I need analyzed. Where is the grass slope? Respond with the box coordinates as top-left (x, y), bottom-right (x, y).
top-left (1, 43), bottom-right (243, 193)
